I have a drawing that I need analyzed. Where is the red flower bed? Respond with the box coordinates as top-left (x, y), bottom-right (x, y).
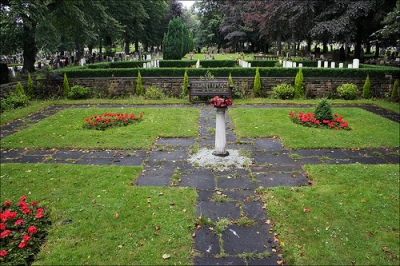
top-left (83, 112), bottom-right (143, 131)
top-left (1, 196), bottom-right (51, 265)
top-left (289, 111), bottom-right (351, 130)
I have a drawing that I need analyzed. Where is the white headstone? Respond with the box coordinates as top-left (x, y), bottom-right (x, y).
top-left (324, 61), bottom-right (328, 68)
top-left (146, 55), bottom-right (151, 60)
top-left (143, 63), bottom-right (146, 68)
top-left (331, 62), bottom-right (335, 68)
top-left (339, 63), bottom-right (344, 68)
top-left (293, 62), bottom-right (297, 68)
top-left (248, 63), bottom-right (251, 68)
top-left (317, 61), bottom-right (322, 68)
top-left (353, 58), bottom-right (359, 68)
top-left (299, 63), bottom-right (303, 68)
top-left (348, 64), bottom-right (353, 68)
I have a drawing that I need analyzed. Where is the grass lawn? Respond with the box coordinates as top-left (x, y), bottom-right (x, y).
top-left (259, 164), bottom-right (399, 265)
top-left (229, 107), bottom-right (399, 149)
top-left (0, 163), bottom-right (197, 265)
top-left (1, 107), bottom-right (199, 150)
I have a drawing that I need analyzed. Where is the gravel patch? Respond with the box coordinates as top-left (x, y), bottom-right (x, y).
top-left (188, 149), bottom-right (251, 171)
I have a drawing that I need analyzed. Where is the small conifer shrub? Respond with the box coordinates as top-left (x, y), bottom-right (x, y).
top-left (294, 68), bottom-right (304, 99)
top-left (314, 98), bottom-right (333, 121)
top-left (362, 74), bottom-right (371, 99)
top-left (63, 73), bottom-right (70, 98)
top-left (253, 67), bottom-right (261, 97)
top-left (136, 71), bottom-right (144, 96)
top-left (391, 79), bottom-right (399, 102)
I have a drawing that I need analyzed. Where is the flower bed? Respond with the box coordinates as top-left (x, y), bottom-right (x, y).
top-left (289, 111), bottom-right (350, 130)
top-left (83, 112), bottom-right (143, 130)
top-left (210, 96), bottom-right (232, 108)
top-left (1, 196), bottom-right (51, 265)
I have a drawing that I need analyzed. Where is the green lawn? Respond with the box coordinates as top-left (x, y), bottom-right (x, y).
top-left (1, 107), bottom-right (199, 150)
top-left (229, 107), bottom-right (399, 149)
top-left (260, 164), bottom-right (399, 265)
top-left (0, 163), bottom-right (197, 265)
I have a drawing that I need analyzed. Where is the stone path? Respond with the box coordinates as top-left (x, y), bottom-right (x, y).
top-left (0, 104), bottom-right (399, 265)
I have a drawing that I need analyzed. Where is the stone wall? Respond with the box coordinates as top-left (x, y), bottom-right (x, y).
top-left (1, 75), bottom-right (397, 99)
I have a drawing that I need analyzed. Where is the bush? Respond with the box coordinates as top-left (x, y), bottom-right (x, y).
top-left (67, 85), bottom-right (91, 99)
top-left (391, 79), bottom-right (399, 102)
top-left (362, 74), bottom-right (371, 99)
top-left (1, 82), bottom-right (30, 112)
top-left (144, 85), bottom-right (165, 100)
top-left (294, 68), bottom-right (304, 99)
top-left (27, 72), bottom-right (33, 99)
top-left (135, 71), bottom-right (144, 96)
top-left (272, 83), bottom-right (295, 99)
top-left (253, 67), bottom-right (261, 97)
top-left (182, 70), bottom-right (189, 96)
top-left (336, 83), bottom-right (358, 100)
top-left (63, 73), bottom-right (70, 98)
top-left (314, 98), bottom-right (333, 121)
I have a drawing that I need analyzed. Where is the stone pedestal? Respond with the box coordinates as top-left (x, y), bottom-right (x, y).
top-left (213, 107), bottom-right (229, 157)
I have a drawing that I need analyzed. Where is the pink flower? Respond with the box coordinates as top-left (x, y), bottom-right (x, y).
top-left (20, 195), bottom-right (27, 202)
top-left (0, 223), bottom-right (5, 230)
top-left (22, 235), bottom-right (31, 242)
top-left (0, 230), bottom-right (11, 238)
top-left (18, 241), bottom-right (28, 249)
top-left (16, 219), bottom-right (24, 226)
top-left (0, 250), bottom-right (7, 257)
top-left (3, 201), bottom-right (11, 207)
top-left (31, 201), bottom-right (38, 206)
top-left (28, 226), bottom-right (37, 235)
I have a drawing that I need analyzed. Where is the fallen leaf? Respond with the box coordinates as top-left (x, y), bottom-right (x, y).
top-left (170, 201), bottom-right (175, 205)
top-left (277, 260), bottom-right (284, 265)
top-left (297, 245), bottom-right (303, 249)
top-left (162, 254), bottom-right (171, 259)
top-left (208, 227), bottom-right (214, 231)
top-left (303, 207), bottom-right (310, 213)
top-left (361, 199), bottom-right (366, 203)
top-left (26, 170), bottom-right (32, 173)
top-left (266, 219), bottom-right (271, 224)
top-left (114, 212), bottom-right (119, 218)
top-left (92, 199), bottom-right (96, 204)
top-left (301, 228), bottom-right (306, 232)
top-left (117, 245), bottom-right (122, 248)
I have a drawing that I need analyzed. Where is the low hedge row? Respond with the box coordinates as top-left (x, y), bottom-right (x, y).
top-left (55, 66), bottom-right (399, 79)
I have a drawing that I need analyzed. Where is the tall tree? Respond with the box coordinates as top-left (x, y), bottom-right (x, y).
top-left (162, 17), bottom-right (188, 59)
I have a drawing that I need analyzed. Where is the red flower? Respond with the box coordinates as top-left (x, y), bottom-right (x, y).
top-left (93, 122), bottom-right (97, 126)
top-left (0, 250), bottom-right (7, 257)
top-left (0, 230), bottom-right (11, 238)
top-left (36, 213), bottom-right (44, 219)
top-left (28, 226), bottom-right (37, 235)
top-left (1, 210), bottom-right (17, 222)
top-left (16, 219), bottom-right (24, 226)
top-left (31, 201), bottom-right (38, 206)
top-left (3, 201), bottom-right (11, 207)
top-left (20, 195), bottom-right (27, 202)
top-left (0, 223), bottom-right (5, 230)
top-left (315, 120), bottom-right (320, 125)
top-left (18, 241), bottom-right (28, 249)
top-left (22, 235), bottom-right (31, 242)
top-left (140, 113), bottom-right (143, 117)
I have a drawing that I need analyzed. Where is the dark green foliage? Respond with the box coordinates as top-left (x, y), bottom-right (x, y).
top-left (294, 68), bottom-right (304, 99)
top-left (67, 85), bottom-right (91, 99)
top-left (162, 17), bottom-right (189, 60)
top-left (135, 71), bottom-right (144, 96)
top-left (362, 74), bottom-right (371, 99)
top-left (272, 83), bottom-right (295, 99)
top-left (314, 98), bottom-right (333, 121)
top-left (336, 83), bottom-right (358, 100)
top-left (63, 73), bottom-right (70, 98)
top-left (56, 66), bottom-right (399, 79)
top-left (27, 72), bottom-right (33, 98)
top-left (391, 79), bottom-right (399, 101)
top-left (253, 67), bottom-right (261, 97)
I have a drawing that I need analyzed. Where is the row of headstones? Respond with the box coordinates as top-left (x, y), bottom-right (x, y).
top-left (238, 59), bottom-right (251, 68)
top-left (143, 60), bottom-right (160, 68)
top-left (281, 58), bottom-right (360, 69)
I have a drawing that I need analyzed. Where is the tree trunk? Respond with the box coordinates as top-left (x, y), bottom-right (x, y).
top-left (291, 30), bottom-right (296, 56)
top-left (22, 23), bottom-right (37, 73)
top-left (354, 24), bottom-right (363, 59)
top-left (125, 40), bottom-right (130, 54)
top-left (374, 42), bottom-right (380, 57)
top-left (277, 34), bottom-right (282, 55)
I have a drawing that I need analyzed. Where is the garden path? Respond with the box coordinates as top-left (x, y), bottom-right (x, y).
top-left (0, 104), bottom-right (399, 265)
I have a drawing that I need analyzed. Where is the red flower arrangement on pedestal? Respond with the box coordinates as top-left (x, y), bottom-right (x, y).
top-left (210, 96), bottom-right (233, 108)
top-left (0, 196), bottom-right (51, 265)
top-left (289, 111), bottom-right (351, 130)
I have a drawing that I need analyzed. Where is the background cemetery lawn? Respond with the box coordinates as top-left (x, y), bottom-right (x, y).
top-left (0, 163), bottom-right (197, 265)
top-left (0, 108), bottom-right (199, 150)
top-left (260, 164), bottom-right (399, 265)
top-left (229, 108), bottom-right (400, 149)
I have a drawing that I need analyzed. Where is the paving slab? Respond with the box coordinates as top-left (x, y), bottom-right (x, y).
top-left (254, 138), bottom-right (285, 151)
top-left (255, 173), bottom-right (309, 187)
top-left (193, 228), bottom-right (220, 256)
top-left (193, 256), bottom-right (245, 266)
top-left (222, 225), bottom-right (273, 254)
top-left (216, 176), bottom-right (256, 190)
top-left (196, 201), bottom-right (241, 221)
top-left (180, 172), bottom-right (216, 189)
